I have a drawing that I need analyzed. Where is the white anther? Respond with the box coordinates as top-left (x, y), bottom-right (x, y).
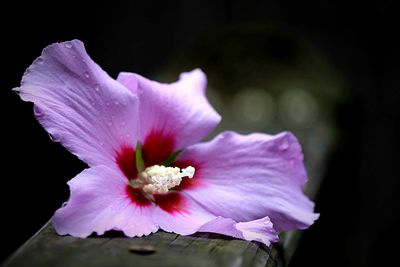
top-left (181, 166), bottom-right (195, 179)
top-left (139, 165), bottom-right (195, 194)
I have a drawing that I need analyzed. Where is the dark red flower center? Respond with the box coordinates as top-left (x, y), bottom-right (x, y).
top-left (116, 130), bottom-right (200, 214)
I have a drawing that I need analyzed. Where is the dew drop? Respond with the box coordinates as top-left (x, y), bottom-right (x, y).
top-left (33, 106), bottom-right (43, 116)
top-left (64, 42), bottom-right (73, 49)
top-left (105, 102), bottom-right (110, 107)
top-left (36, 58), bottom-right (44, 65)
top-left (94, 84), bottom-right (100, 92)
top-left (49, 133), bottom-right (61, 142)
top-left (279, 139), bottom-right (289, 151)
top-left (121, 121), bottom-right (126, 126)
top-left (114, 101), bottom-right (120, 106)
top-left (83, 72), bottom-right (90, 79)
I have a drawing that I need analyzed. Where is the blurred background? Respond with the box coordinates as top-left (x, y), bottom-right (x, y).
top-left (1, 1), bottom-right (399, 266)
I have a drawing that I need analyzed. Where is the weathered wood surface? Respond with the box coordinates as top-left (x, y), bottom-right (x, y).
top-left (3, 222), bottom-right (284, 267)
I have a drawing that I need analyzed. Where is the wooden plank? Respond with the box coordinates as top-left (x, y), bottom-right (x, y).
top-left (3, 222), bottom-right (284, 267)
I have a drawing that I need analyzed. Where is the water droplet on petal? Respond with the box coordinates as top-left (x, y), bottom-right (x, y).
top-left (33, 106), bottom-right (43, 116)
top-left (105, 102), bottom-right (110, 107)
top-left (36, 58), bottom-right (44, 65)
top-left (114, 101), bottom-right (120, 106)
top-left (94, 84), bottom-right (100, 92)
top-left (121, 121), bottom-right (126, 126)
top-left (64, 42), bottom-right (73, 49)
top-left (83, 72), bottom-right (90, 79)
top-left (49, 133), bottom-right (61, 142)
top-left (279, 139), bottom-right (289, 151)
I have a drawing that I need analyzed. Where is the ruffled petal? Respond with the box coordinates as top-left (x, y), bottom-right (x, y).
top-left (152, 192), bottom-right (278, 246)
top-left (53, 166), bottom-right (158, 238)
top-left (117, 69), bottom-right (221, 164)
top-left (199, 216), bottom-right (279, 246)
top-left (15, 40), bottom-right (138, 167)
top-left (178, 131), bottom-right (319, 231)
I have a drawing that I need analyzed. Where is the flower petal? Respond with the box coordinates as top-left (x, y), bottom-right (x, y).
top-left (178, 131), bottom-right (319, 231)
top-left (152, 192), bottom-right (278, 245)
top-left (53, 166), bottom-right (158, 238)
top-left (16, 40), bottom-right (138, 167)
top-left (117, 69), bottom-right (221, 155)
top-left (152, 192), bottom-right (215, 235)
top-left (199, 216), bottom-right (279, 246)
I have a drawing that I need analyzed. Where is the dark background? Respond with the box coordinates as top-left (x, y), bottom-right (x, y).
top-left (1, 1), bottom-right (399, 267)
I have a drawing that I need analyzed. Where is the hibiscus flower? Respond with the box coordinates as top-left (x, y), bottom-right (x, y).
top-left (15, 40), bottom-right (318, 246)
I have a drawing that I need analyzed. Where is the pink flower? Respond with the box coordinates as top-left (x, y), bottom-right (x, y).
top-left (15, 40), bottom-right (318, 246)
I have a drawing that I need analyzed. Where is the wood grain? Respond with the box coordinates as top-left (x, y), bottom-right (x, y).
top-left (3, 223), bottom-right (284, 267)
